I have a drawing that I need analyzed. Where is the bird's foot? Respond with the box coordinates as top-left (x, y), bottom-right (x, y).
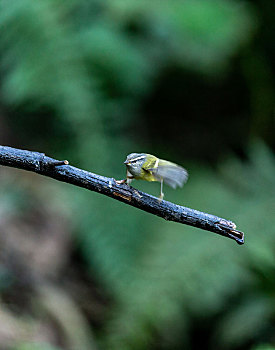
top-left (158, 192), bottom-right (164, 202)
top-left (115, 179), bottom-right (127, 185)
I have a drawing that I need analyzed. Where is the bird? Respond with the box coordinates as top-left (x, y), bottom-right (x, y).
top-left (119, 153), bottom-right (188, 200)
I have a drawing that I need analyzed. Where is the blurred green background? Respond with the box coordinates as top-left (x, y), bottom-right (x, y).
top-left (0, 0), bottom-right (275, 349)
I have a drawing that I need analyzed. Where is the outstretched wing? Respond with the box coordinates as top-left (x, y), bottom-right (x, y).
top-left (149, 160), bottom-right (188, 189)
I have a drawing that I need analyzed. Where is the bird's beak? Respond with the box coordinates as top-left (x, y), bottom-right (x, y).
top-left (124, 160), bottom-right (129, 165)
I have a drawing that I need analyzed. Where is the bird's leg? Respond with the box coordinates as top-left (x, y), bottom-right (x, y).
top-left (116, 170), bottom-right (134, 185)
top-left (159, 179), bottom-right (164, 201)
top-left (126, 170), bottom-right (134, 185)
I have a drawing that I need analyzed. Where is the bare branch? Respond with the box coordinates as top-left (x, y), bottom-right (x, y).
top-left (0, 146), bottom-right (244, 245)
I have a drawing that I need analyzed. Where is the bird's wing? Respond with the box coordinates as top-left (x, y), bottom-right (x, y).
top-left (142, 156), bottom-right (158, 172)
top-left (148, 160), bottom-right (188, 188)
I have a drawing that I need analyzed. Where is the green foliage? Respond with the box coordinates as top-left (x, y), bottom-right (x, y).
top-left (0, 0), bottom-right (93, 120)
top-left (13, 343), bottom-right (62, 350)
top-left (108, 0), bottom-right (256, 73)
top-left (252, 346), bottom-right (275, 350)
top-left (0, 0), bottom-right (255, 113)
top-left (0, 0), bottom-right (258, 166)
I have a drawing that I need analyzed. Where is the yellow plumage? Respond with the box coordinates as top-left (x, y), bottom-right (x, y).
top-left (122, 153), bottom-right (188, 199)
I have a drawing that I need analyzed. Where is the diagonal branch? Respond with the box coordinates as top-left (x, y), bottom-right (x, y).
top-left (0, 146), bottom-right (244, 245)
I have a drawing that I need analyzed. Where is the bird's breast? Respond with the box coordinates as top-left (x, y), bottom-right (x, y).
top-left (137, 168), bottom-right (158, 182)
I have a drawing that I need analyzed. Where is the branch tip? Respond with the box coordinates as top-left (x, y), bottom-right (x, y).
top-left (215, 222), bottom-right (244, 245)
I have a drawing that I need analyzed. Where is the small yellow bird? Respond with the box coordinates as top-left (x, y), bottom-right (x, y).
top-left (121, 153), bottom-right (188, 199)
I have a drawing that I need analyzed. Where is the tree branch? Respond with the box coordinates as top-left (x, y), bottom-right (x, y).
top-left (0, 146), bottom-right (244, 245)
